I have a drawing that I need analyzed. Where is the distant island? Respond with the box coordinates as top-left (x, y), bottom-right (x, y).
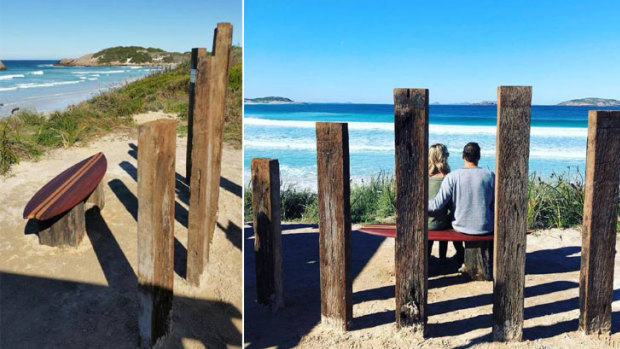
top-left (557, 98), bottom-right (620, 106)
top-left (55, 46), bottom-right (188, 66)
top-left (469, 101), bottom-right (496, 106)
top-left (244, 96), bottom-right (296, 104)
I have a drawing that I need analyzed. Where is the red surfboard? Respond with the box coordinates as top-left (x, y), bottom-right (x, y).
top-left (23, 152), bottom-right (107, 220)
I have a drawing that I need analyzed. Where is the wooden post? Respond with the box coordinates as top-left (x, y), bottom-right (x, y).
top-left (186, 47), bottom-right (206, 184)
top-left (316, 122), bottom-right (352, 331)
top-left (579, 110), bottom-right (620, 335)
top-left (492, 86), bottom-right (532, 342)
top-left (186, 23), bottom-right (232, 285)
top-left (251, 158), bottom-right (284, 311)
top-left (394, 88), bottom-right (428, 335)
top-left (137, 119), bottom-right (176, 349)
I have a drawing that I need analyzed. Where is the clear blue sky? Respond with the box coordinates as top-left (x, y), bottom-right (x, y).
top-left (0, 0), bottom-right (241, 59)
top-left (245, 1), bottom-right (620, 105)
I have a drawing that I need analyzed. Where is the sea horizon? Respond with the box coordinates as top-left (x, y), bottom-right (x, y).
top-left (244, 103), bottom-right (620, 190)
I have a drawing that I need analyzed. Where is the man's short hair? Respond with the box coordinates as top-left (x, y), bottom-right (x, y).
top-left (463, 142), bottom-right (481, 164)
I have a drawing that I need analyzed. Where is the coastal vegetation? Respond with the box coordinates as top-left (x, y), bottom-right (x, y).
top-left (557, 98), bottom-right (620, 106)
top-left (0, 46), bottom-right (242, 175)
top-left (58, 46), bottom-right (188, 66)
top-left (244, 170), bottom-right (620, 231)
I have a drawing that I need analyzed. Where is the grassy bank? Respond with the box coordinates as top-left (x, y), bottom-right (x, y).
top-left (244, 170), bottom-right (620, 231)
top-left (0, 46), bottom-right (242, 175)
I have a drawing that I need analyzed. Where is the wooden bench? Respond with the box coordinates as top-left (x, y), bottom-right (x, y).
top-left (359, 223), bottom-right (532, 281)
top-left (23, 152), bottom-right (107, 247)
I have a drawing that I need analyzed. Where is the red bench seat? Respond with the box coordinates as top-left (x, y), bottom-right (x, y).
top-left (359, 223), bottom-right (531, 241)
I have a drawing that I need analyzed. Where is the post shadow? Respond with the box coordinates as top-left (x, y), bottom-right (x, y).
top-left (216, 220), bottom-right (242, 250)
top-left (0, 272), bottom-right (241, 348)
top-left (107, 179), bottom-right (188, 279)
top-left (127, 143), bottom-right (241, 199)
top-left (84, 207), bottom-right (137, 290)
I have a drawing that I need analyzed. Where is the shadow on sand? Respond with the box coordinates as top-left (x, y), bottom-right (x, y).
top-left (2, 209), bottom-right (241, 348)
top-left (244, 225), bottom-right (619, 348)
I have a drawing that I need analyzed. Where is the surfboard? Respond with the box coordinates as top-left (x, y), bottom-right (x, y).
top-left (23, 152), bottom-right (107, 220)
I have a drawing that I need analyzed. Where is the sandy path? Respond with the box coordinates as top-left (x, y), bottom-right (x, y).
top-left (0, 116), bottom-right (242, 348)
top-left (244, 224), bottom-right (620, 348)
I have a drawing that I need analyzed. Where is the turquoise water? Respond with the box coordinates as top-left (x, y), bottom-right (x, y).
top-left (0, 60), bottom-right (163, 117)
top-left (244, 103), bottom-right (620, 189)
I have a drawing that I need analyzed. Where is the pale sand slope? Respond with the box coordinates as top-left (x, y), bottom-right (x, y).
top-left (0, 113), bottom-right (242, 348)
top-left (244, 224), bottom-right (620, 348)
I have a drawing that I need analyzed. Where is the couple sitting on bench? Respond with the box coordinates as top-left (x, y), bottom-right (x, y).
top-left (427, 142), bottom-right (494, 268)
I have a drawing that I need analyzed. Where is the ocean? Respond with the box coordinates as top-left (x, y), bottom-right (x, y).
top-left (0, 60), bottom-right (163, 117)
top-left (244, 103), bottom-right (620, 190)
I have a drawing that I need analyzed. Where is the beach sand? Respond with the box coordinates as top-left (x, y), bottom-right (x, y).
top-left (0, 112), bottom-right (242, 348)
top-left (244, 223), bottom-right (620, 348)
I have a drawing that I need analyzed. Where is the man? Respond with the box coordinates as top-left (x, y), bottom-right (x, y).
top-left (428, 142), bottom-right (494, 235)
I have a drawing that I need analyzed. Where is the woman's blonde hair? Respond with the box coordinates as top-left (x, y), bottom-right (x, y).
top-left (429, 143), bottom-right (450, 176)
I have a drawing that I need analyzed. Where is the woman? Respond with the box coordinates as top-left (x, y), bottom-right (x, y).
top-left (428, 144), bottom-right (463, 261)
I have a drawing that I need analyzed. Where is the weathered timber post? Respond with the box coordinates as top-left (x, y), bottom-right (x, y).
top-left (394, 88), bottom-right (429, 335)
top-left (579, 110), bottom-right (620, 335)
top-left (251, 158), bottom-right (284, 311)
top-left (85, 181), bottom-right (106, 211)
top-left (316, 122), bottom-right (352, 331)
top-left (492, 86), bottom-right (532, 342)
top-left (186, 23), bottom-right (232, 285)
top-left (137, 119), bottom-right (176, 349)
top-left (186, 47), bottom-right (207, 184)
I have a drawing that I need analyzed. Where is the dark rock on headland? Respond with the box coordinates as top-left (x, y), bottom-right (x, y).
top-left (0, 60), bottom-right (6, 70)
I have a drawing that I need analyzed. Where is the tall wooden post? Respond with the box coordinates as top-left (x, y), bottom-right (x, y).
top-left (394, 88), bottom-right (429, 335)
top-left (493, 86), bottom-right (532, 342)
top-left (137, 119), bottom-right (176, 349)
top-left (251, 158), bottom-right (284, 311)
top-left (579, 110), bottom-right (620, 335)
top-left (186, 23), bottom-right (232, 285)
top-left (186, 47), bottom-right (206, 184)
top-left (316, 122), bottom-right (352, 331)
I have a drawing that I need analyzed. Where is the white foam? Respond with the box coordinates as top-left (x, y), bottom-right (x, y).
top-left (0, 87), bottom-right (18, 91)
top-left (79, 76), bottom-right (87, 80)
top-left (244, 117), bottom-right (588, 138)
top-left (37, 64), bottom-right (55, 67)
top-left (128, 66), bottom-right (142, 69)
top-left (0, 74), bottom-right (25, 80)
top-left (87, 78), bottom-right (98, 81)
top-left (30, 70), bottom-right (44, 75)
top-left (16, 80), bottom-right (83, 89)
top-left (91, 74), bottom-right (100, 77)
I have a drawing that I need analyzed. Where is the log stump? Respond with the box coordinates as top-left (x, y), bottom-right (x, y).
top-left (85, 181), bottom-right (105, 211)
top-left (37, 202), bottom-right (86, 247)
top-left (463, 241), bottom-right (492, 281)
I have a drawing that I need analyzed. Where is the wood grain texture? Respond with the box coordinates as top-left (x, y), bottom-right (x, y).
top-left (36, 202), bottom-right (85, 247)
top-left (23, 152), bottom-right (107, 220)
top-left (492, 86), bottom-right (532, 342)
top-left (185, 47), bottom-right (206, 184)
top-left (316, 122), bottom-right (352, 331)
top-left (393, 88), bottom-right (429, 335)
top-left (85, 180), bottom-right (105, 211)
top-left (579, 110), bottom-right (620, 335)
top-left (204, 22), bottom-right (233, 258)
top-left (463, 241), bottom-right (492, 281)
top-left (251, 158), bottom-right (284, 311)
top-left (137, 119), bottom-right (175, 349)
top-left (186, 23), bottom-right (232, 285)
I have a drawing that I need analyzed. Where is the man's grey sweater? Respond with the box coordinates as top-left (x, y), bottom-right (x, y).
top-left (428, 167), bottom-right (495, 235)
